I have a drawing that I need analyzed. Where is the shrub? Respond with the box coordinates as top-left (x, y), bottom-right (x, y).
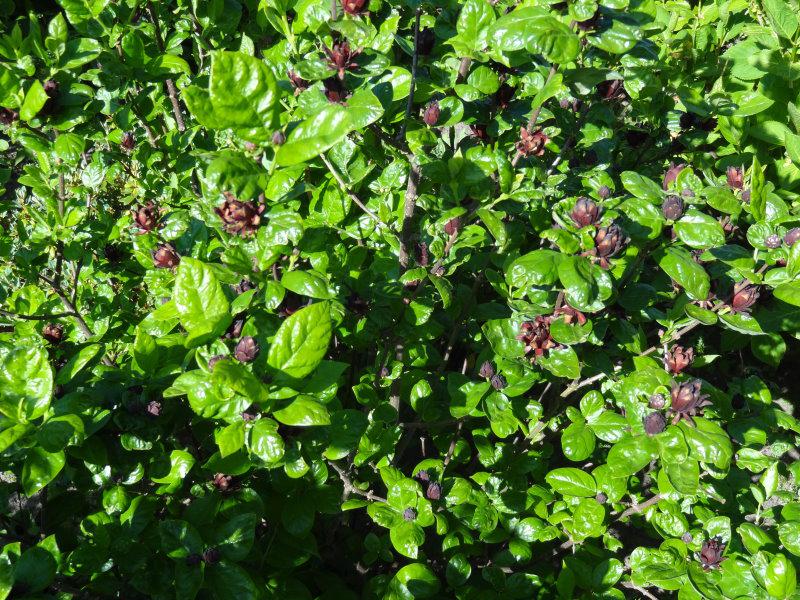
top-left (1, 0), bottom-right (800, 598)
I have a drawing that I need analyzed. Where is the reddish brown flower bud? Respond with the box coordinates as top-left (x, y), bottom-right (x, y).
top-left (469, 124), bottom-right (489, 142)
top-left (729, 281), bottom-right (759, 314)
top-left (207, 355), bottom-right (226, 370)
top-left (444, 217), bottom-right (461, 236)
top-left (133, 201), bottom-right (161, 233)
top-left (40, 79), bottom-right (59, 115)
top-left (152, 244), bottom-right (180, 268)
top-left (0, 107), bottom-right (19, 125)
top-left (726, 166), bottom-right (744, 190)
top-left (597, 185), bottom-right (611, 200)
top-left (496, 84), bottom-right (515, 110)
top-left (517, 316), bottom-right (556, 361)
top-left (288, 70), bottom-right (309, 94)
top-left (649, 393), bottom-right (666, 409)
top-left (222, 316), bottom-right (245, 340)
top-left (663, 163), bottom-right (686, 190)
top-left (323, 41), bottom-right (361, 80)
top-left (516, 128), bottom-right (548, 157)
top-left (570, 197), bottom-right (602, 228)
top-left (417, 29), bottom-right (435, 55)
top-left (664, 345), bottom-right (694, 375)
top-left (682, 532), bottom-right (693, 543)
top-left (490, 374), bottom-right (507, 390)
top-left (765, 234), bottom-right (782, 249)
top-left (232, 279), bottom-right (255, 295)
top-left (120, 131), bottom-right (135, 151)
top-left (323, 77), bottom-right (349, 104)
top-left (416, 470), bottom-right (430, 482)
top-left (698, 538), bottom-right (726, 570)
top-left (596, 492), bottom-right (607, 503)
top-left (643, 412), bottom-right (666, 436)
top-left (423, 101), bottom-right (440, 126)
top-left (342, 0), bottom-right (367, 14)
top-left (403, 507), bottom-right (417, 521)
top-left (742, 189), bottom-right (751, 203)
top-left (272, 130), bottom-right (285, 145)
top-left (234, 336), bottom-right (259, 363)
top-left (554, 305), bottom-right (587, 326)
top-left (662, 195), bottom-right (684, 221)
top-left (426, 482), bottom-right (441, 500)
top-left (202, 548), bottom-right (221, 565)
top-left (478, 360), bottom-right (495, 379)
top-left (669, 380), bottom-right (711, 426)
top-left (145, 400), bottom-right (162, 417)
top-left (592, 224), bottom-right (626, 268)
top-left (242, 408), bottom-right (259, 422)
top-left (214, 192), bottom-right (265, 237)
top-left (212, 473), bottom-right (232, 491)
top-left (42, 323), bottom-right (64, 344)
top-left (597, 79), bottom-right (625, 101)
top-left (784, 227), bottom-right (800, 247)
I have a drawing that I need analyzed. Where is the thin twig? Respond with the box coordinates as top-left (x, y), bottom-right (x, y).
top-left (397, 8), bottom-right (422, 143)
top-left (616, 494), bottom-right (664, 520)
top-left (621, 581), bottom-right (660, 600)
top-left (320, 153), bottom-right (390, 230)
top-left (327, 460), bottom-right (386, 503)
top-left (0, 309), bottom-right (74, 321)
top-left (442, 420), bottom-right (463, 469)
top-left (456, 57), bottom-right (471, 83)
top-left (398, 161), bottom-right (421, 272)
top-left (147, 1), bottom-right (186, 132)
top-left (437, 275), bottom-right (483, 374)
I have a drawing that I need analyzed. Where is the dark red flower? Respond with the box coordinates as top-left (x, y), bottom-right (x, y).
top-left (729, 281), bottom-right (759, 314)
top-left (469, 124), bottom-right (489, 142)
top-left (479, 361), bottom-right (495, 379)
top-left (726, 166), bottom-right (744, 190)
top-left (570, 197), bottom-right (602, 228)
top-left (662, 195), bottom-right (684, 221)
top-left (643, 412), bottom-right (666, 436)
top-left (490, 374), bottom-right (507, 390)
top-left (516, 128), bottom-right (548, 157)
top-left (597, 185), bottom-right (611, 200)
top-left (416, 470), bottom-right (430, 482)
top-left (423, 101), bottom-right (440, 126)
top-left (649, 393), bottom-right (666, 409)
top-left (214, 192), bottom-right (265, 237)
top-left (592, 224), bottom-right (626, 268)
top-left (444, 217), bottom-right (461, 236)
top-left (145, 400), bottom-right (162, 417)
top-left (597, 79), bottom-right (625, 101)
top-left (202, 548), bottom-right (221, 565)
top-left (784, 227), bottom-right (800, 247)
top-left (496, 84), bottom-right (515, 110)
top-left (212, 473), bottom-right (232, 491)
top-left (232, 279), bottom-right (255, 295)
top-left (554, 305), bottom-right (587, 326)
top-left (664, 345), bottom-right (694, 375)
top-left (152, 244), bottom-right (180, 268)
top-left (272, 130), bottom-right (286, 145)
top-left (719, 216), bottom-right (738, 237)
top-left (417, 29), bottom-right (435, 55)
top-left (342, 0), bottom-right (367, 14)
top-left (288, 70), bottom-right (309, 94)
top-left (121, 131), bottom-right (135, 151)
top-left (668, 380), bottom-right (711, 426)
top-left (222, 316), bottom-right (245, 340)
top-left (42, 323), bottom-right (63, 344)
top-left (699, 538), bottom-right (726, 570)
top-left (0, 107), bottom-right (19, 125)
top-left (517, 316), bottom-right (556, 361)
top-left (234, 336), bottom-right (259, 362)
top-left (40, 79), bottom-right (59, 116)
top-left (132, 201), bottom-right (161, 233)
top-left (663, 163), bottom-right (686, 190)
top-left (426, 482), bottom-right (441, 500)
top-left (323, 77), bottom-right (350, 104)
top-left (323, 41), bottom-right (361, 80)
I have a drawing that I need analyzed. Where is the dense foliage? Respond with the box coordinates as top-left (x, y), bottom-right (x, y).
top-left (3, 0), bottom-right (800, 597)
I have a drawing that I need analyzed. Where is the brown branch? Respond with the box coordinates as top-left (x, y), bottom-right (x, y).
top-left (0, 309), bottom-right (74, 321)
top-left (456, 57), bottom-right (471, 83)
top-left (327, 460), bottom-right (386, 503)
top-left (442, 420), bottom-right (464, 469)
top-left (621, 581), bottom-right (660, 600)
top-left (147, 1), bottom-right (186, 132)
top-left (397, 8), bottom-right (422, 143)
top-left (398, 161), bottom-right (421, 272)
top-left (511, 64), bottom-right (558, 168)
top-left (616, 493), bottom-right (664, 520)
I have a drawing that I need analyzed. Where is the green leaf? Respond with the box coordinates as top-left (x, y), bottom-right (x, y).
top-left (276, 105), bottom-right (351, 166)
top-left (267, 302), bottom-right (332, 378)
top-left (546, 468), bottom-right (597, 497)
top-left (606, 435), bottom-right (658, 477)
top-left (539, 346), bottom-right (581, 379)
top-left (159, 520), bottom-right (204, 558)
top-left (763, 0), bottom-right (798, 40)
top-left (656, 247), bottom-right (710, 301)
top-left (21, 448), bottom-right (65, 496)
top-left (562, 421), bottom-right (596, 462)
top-left (451, 0), bottom-right (495, 55)
top-left (390, 521), bottom-right (425, 559)
top-left (673, 210), bottom-right (726, 249)
top-left (507, 249), bottom-right (563, 288)
top-left (281, 270), bottom-right (333, 299)
top-left (174, 257), bottom-right (232, 347)
top-left (621, 171), bottom-right (663, 201)
top-left (0, 344), bottom-right (53, 422)
top-left (765, 553), bottom-right (796, 598)
top-left (750, 156), bottom-right (767, 221)
top-left (273, 395), bottom-right (330, 426)
top-left (19, 81), bottom-right (47, 121)
top-left (388, 563), bottom-right (440, 598)
top-left (56, 344), bottom-right (102, 384)
top-left (248, 417), bottom-right (285, 463)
